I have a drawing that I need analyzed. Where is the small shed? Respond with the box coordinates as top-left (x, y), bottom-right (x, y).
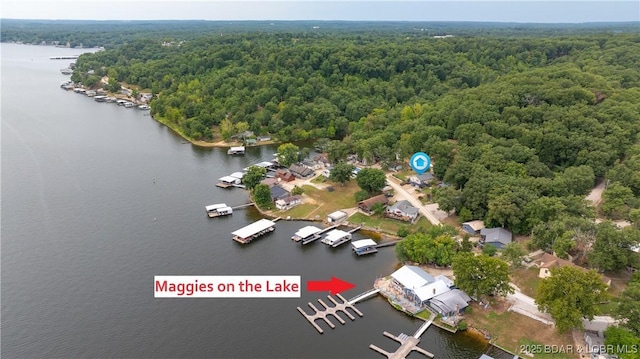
top-left (327, 210), bottom-right (347, 224)
top-left (462, 220), bottom-right (485, 235)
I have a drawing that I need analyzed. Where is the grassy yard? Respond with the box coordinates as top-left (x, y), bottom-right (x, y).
top-left (299, 182), bottom-right (359, 218)
top-left (509, 267), bottom-right (543, 298)
top-left (279, 203), bottom-right (321, 219)
top-left (348, 212), bottom-right (404, 234)
top-left (464, 302), bottom-right (578, 359)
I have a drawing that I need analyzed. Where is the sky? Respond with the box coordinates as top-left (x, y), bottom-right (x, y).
top-left (1, 1), bottom-right (639, 23)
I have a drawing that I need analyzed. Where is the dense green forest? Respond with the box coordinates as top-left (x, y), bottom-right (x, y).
top-left (5, 21), bottom-right (640, 258)
top-left (2, 19), bottom-right (638, 48)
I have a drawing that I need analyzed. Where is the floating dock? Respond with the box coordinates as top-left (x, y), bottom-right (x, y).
top-left (232, 219), bottom-right (276, 244)
top-left (352, 239), bottom-right (378, 256)
top-left (296, 293), bottom-right (363, 334)
top-left (321, 229), bottom-right (352, 247)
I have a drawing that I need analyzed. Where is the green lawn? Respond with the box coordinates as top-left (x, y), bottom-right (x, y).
top-left (509, 267), bottom-right (543, 298)
top-left (464, 302), bottom-right (578, 358)
top-left (348, 212), bottom-right (405, 234)
top-left (280, 203), bottom-right (321, 219)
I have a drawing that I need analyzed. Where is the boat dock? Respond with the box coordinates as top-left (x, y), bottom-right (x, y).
top-left (205, 203), bottom-right (233, 218)
top-left (50, 55), bottom-right (79, 60)
top-left (294, 224), bottom-right (338, 245)
top-left (227, 146), bottom-right (245, 155)
top-left (369, 331), bottom-right (434, 359)
top-left (232, 219), bottom-right (276, 244)
top-left (296, 293), bottom-right (363, 334)
top-left (351, 239), bottom-right (379, 256)
top-left (321, 229), bottom-right (352, 247)
top-left (369, 312), bottom-right (436, 359)
top-left (292, 225), bottom-right (322, 243)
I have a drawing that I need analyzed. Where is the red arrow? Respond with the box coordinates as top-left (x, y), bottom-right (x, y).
top-left (306, 276), bottom-right (356, 295)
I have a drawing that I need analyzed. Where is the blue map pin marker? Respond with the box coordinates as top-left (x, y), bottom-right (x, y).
top-left (410, 152), bottom-right (431, 175)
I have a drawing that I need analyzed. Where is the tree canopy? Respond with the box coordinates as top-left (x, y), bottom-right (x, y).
top-left (395, 225), bottom-right (459, 266)
top-left (242, 165), bottom-right (266, 190)
top-left (535, 266), bottom-right (608, 332)
top-left (452, 252), bottom-right (513, 300)
top-left (24, 21), bottom-right (640, 249)
top-left (356, 168), bottom-right (386, 194)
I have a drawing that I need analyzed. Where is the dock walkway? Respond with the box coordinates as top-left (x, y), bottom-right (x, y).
top-left (375, 239), bottom-right (401, 248)
top-left (348, 288), bottom-right (380, 305)
top-left (348, 226), bottom-right (362, 234)
top-left (413, 312), bottom-right (435, 338)
top-left (230, 203), bottom-right (254, 210)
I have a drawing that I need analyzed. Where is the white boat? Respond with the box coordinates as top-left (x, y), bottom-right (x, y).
top-left (85, 90), bottom-right (96, 97)
top-left (60, 68), bottom-right (73, 75)
top-left (138, 104), bottom-right (150, 110)
top-left (205, 203), bottom-right (233, 218)
top-left (94, 95), bottom-right (108, 102)
top-left (124, 102), bottom-right (136, 108)
top-left (321, 229), bottom-right (352, 247)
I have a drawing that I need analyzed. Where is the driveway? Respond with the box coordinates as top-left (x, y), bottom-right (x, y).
top-left (385, 174), bottom-right (441, 225)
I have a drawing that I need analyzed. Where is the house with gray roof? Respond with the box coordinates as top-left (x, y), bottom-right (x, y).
top-left (269, 185), bottom-right (290, 201)
top-left (385, 200), bottom-right (419, 223)
top-left (289, 164), bottom-right (314, 178)
top-left (480, 227), bottom-right (513, 249)
top-left (409, 172), bottom-right (435, 188)
top-left (429, 289), bottom-right (472, 316)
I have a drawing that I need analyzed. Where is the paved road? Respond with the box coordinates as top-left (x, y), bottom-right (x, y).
top-left (506, 284), bottom-right (554, 325)
top-left (385, 174), bottom-right (441, 225)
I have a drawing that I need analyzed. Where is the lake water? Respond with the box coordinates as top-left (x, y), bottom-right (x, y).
top-left (1, 43), bottom-right (506, 358)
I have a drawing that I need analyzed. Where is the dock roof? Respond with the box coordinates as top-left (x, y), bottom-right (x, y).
top-left (351, 239), bottom-right (377, 249)
top-left (294, 225), bottom-right (322, 239)
top-left (219, 175), bottom-right (240, 183)
top-left (324, 229), bottom-right (350, 242)
top-left (231, 219), bottom-right (276, 239)
top-left (205, 203), bottom-right (227, 211)
top-left (229, 172), bottom-right (245, 179)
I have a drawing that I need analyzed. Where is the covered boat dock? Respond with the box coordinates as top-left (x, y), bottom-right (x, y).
top-left (351, 239), bottom-right (378, 256)
top-left (292, 225), bottom-right (322, 243)
top-left (321, 229), bottom-right (352, 247)
top-left (232, 219), bottom-right (276, 244)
